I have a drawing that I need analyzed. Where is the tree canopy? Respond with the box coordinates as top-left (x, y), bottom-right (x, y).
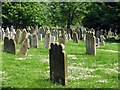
top-left (2, 2), bottom-right (120, 33)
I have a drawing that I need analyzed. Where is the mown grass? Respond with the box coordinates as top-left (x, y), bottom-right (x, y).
top-left (1, 38), bottom-right (119, 88)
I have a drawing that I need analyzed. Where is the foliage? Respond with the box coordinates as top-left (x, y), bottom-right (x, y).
top-left (2, 2), bottom-right (120, 33)
top-left (82, 2), bottom-right (120, 32)
top-left (2, 2), bottom-right (47, 28)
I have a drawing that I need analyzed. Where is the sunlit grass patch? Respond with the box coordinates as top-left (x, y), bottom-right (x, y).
top-left (1, 40), bottom-right (119, 88)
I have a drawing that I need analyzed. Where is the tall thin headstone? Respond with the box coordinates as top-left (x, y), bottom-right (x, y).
top-left (44, 29), bottom-right (51, 49)
top-left (49, 43), bottom-right (67, 85)
top-left (20, 29), bottom-right (27, 44)
top-left (73, 32), bottom-right (79, 43)
top-left (32, 33), bottom-right (38, 48)
top-left (86, 31), bottom-right (96, 55)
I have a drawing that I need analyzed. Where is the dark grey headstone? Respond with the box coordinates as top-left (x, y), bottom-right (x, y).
top-left (3, 37), bottom-right (16, 54)
top-left (49, 43), bottom-right (67, 85)
top-left (28, 34), bottom-right (32, 47)
top-left (4, 37), bottom-right (9, 52)
top-left (9, 39), bottom-right (16, 54)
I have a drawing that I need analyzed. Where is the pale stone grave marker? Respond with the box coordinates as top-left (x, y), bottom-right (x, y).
top-left (44, 30), bottom-right (51, 49)
top-left (51, 36), bottom-right (56, 43)
top-left (86, 31), bottom-right (96, 55)
top-left (19, 38), bottom-right (29, 56)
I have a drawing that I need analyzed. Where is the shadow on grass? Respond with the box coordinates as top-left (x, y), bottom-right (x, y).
top-left (106, 37), bottom-right (120, 43)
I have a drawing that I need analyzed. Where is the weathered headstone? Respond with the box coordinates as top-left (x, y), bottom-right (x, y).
top-left (104, 30), bottom-right (107, 39)
top-left (14, 29), bottom-right (21, 44)
top-left (108, 29), bottom-right (112, 38)
top-left (83, 28), bottom-right (87, 41)
top-left (58, 33), bottom-right (66, 45)
top-left (28, 34), bottom-right (32, 47)
top-left (19, 38), bottom-right (29, 56)
top-left (0, 30), bottom-right (2, 41)
top-left (44, 30), bottom-right (51, 49)
top-left (20, 29), bottom-right (27, 44)
top-left (73, 32), bottom-right (79, 43)
top-left (86, 31), bottom-right (96, 55)
top-left (3, 37), bottom-right (16, 54)
top-left (100, 35), bottom-right (105, 46)
top-left (9, 39), bottom-right (16, 54)
top-left (4, 37), bottom-right (9, 52)
top-left (79, 28), bottom-right (82, 40)
top-left (54, 30), bottom-right (58, 40)
top-left (38, 33), bottom-right (42, 41)
top-left (5, 27), bottom-right (10, 37)
top-left (49, 43), bottom-right (67, 85)
top-left (96, 30), bottom-right (100, 38)
top-left (51, 36), bottom-right (56, 43)
top-left (96, 37), bottom-right (100, 47)
top-left (32, 33), bottom-right (38, 48)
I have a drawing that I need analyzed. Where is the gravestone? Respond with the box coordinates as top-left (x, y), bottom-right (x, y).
top-left (104, 30), bottom-right (107, 39)
top-left (14, 29), bottom-right (21, 44)
top-left (96, 30), bottom-right (100, 38)
top-left (49, 43), bottom-right (67, 85)
top-left (5, 27), bottom-right (10, 37)
top-left (96, 38), bottom-right (100, 47)
top-left (28, 34), bottom-right (32, 47)
top-left (0, 30), bottom-right (2, 41)
top-left (51, 36), bottom-right (56, 43)
top-left (20, 29), bottom-right (27, 44)
top-left (79, 28), bottom-right (82, 40)
top-left (83, 28), bottom-right (87, 41)
top-left (3, 37), bottom-right (16, 54)
top-left (32, 33), bottom-right (38, 48)
top-left (44, 30), bottom-right (51, 49)
top-left (58, 33), bottom-right (66, 45)
top-left (9, 39), bottom-right (16, 54)
top-left (4, 37), bottom-right (9, 52)
top-left (73, 32), bottom-right (79, 43)
top-left (54, 30), bottom-right (58, 40)
top-left (19, 38), bottom-right (29, 56)
top-left (38, 33), bottom-right (42, 41)
top-left (100, 35), bottom-right (105, 46)
top-left (108, 29), bottom-right (112, 38)
top-left (86, 31), bottom-right (96, 55)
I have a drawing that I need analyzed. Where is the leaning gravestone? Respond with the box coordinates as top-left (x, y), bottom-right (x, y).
top-left (3, 37), bottom-right (16, 54)
top-left (86, 31), bottom-right (96, 55)
top-left (49, 43), bottom-right (67, 85)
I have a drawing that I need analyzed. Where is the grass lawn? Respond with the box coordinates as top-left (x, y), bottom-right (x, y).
top-left (1, 38), bottom-right (119, 88)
